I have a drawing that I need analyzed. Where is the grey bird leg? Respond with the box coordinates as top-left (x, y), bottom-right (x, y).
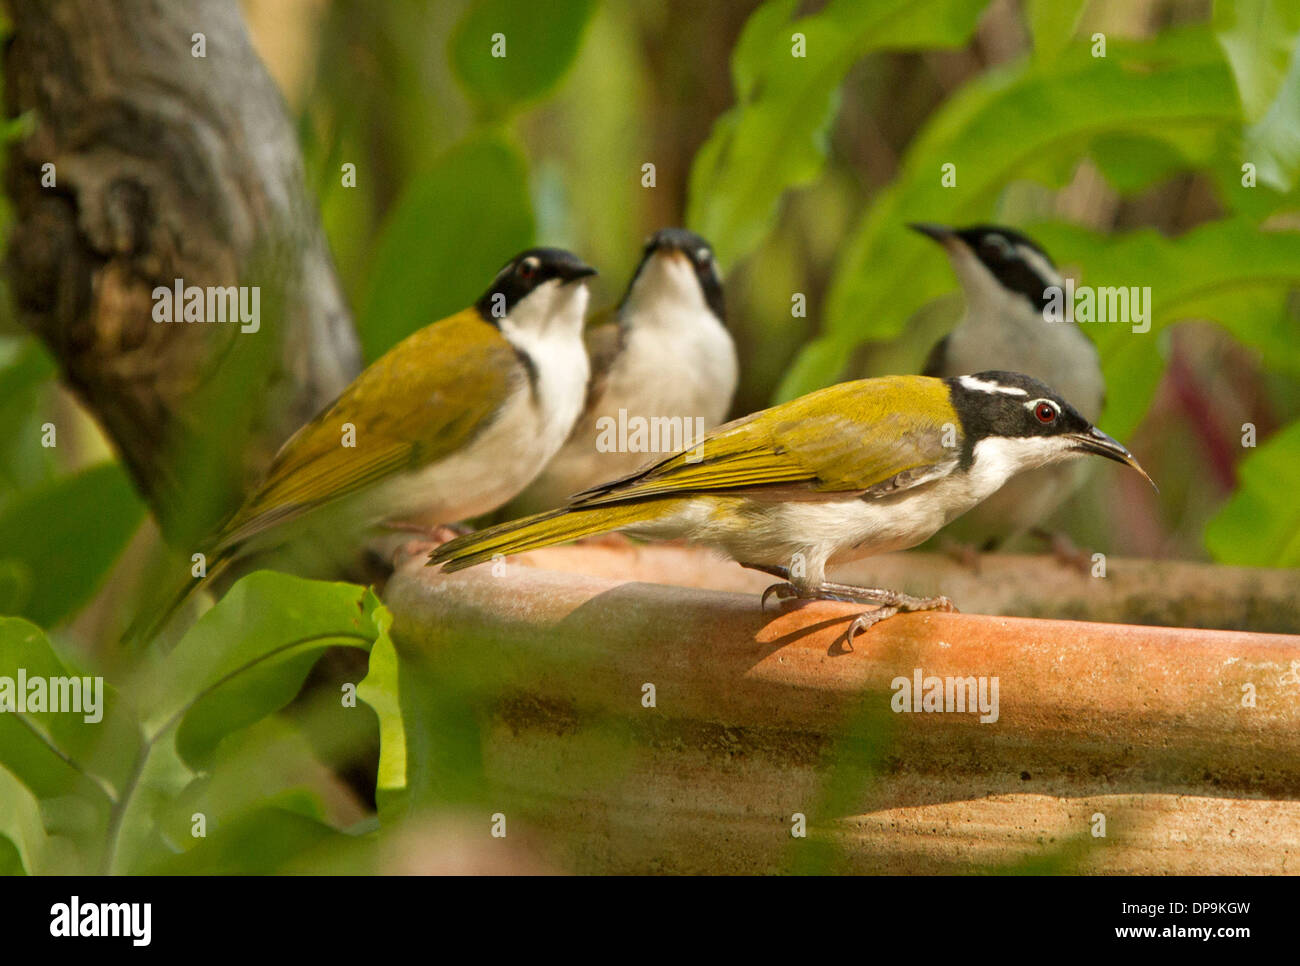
top-left (747, 565), bottom-right (956, 646)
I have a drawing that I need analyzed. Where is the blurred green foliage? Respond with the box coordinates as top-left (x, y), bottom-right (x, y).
top-left (1205, 419), bottom-right (1300, 566)
top-left (689, 0), bottom-right (989, 266)
top-left (360, 134), bottom-right (535, 358)
top-left (0, 576), bottom-right (389, 873)
top-left (2, 0), bottom-right (1299, 874)
top-left (451, 0), bottom-right (596, 114)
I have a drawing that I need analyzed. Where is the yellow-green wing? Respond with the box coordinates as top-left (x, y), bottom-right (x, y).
top-left (215, 309), bottom-right (515, 550)
top-left (571, 375), bottom-right (959, 506)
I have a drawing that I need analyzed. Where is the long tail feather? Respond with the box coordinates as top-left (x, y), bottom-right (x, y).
top-left (121, 552), bottom-right (233, 646)
top-left (429, 502), bottom-right (674, 572)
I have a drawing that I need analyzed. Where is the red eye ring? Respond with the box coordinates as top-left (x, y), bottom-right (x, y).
top-left (1035, 402), bottom-right (1057, 424)
top-left (518, 259), bottom-right (538, 280)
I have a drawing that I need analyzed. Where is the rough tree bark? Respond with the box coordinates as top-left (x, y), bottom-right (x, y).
top-left (2, 0), bottom-right (360, 538)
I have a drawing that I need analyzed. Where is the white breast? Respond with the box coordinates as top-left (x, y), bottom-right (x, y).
top-left (627, 436), bottom-right (1069, 583)
top-left (513, 261), bottom-right (738, 512)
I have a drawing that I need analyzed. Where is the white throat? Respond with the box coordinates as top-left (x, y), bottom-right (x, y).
top-left (499, 280), bottom-right (591, 440)
top-left (965, 435), bottom-right (1075, 503)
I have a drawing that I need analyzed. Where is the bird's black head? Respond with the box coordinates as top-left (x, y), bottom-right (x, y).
top-left (623, 227), bottom-right (726, 322)
top-left (945, 370), bottom-right (1155, 487)
top-left (476, 247), bottom-right (597, 322)
top-left (910, 223), bottom-right (1060, 312)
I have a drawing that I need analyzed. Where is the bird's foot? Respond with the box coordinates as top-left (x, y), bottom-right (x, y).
top-left (383, 520), bottom-right (473, 544)
top-left (757, 575), bottom-right (956, 647)
top-left (819, 582), bottom-right (955, 648)
top-left (760, 581), bottom-right (800, 610)
top-left (1032, 528), bottom-right (1092, 575)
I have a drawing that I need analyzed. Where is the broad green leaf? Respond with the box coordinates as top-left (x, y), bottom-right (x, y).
top-left (0, 463), bottom-right (146, 626)
top-left (146, 803), bottom-right (353, 874)
top-left (450, 0), bottom-right (595, 113)
top-left (780, 29), bottom-right (1240, 402)
top-left (0, 618), bottom-right (140, 863)
top-left (1024, 219), bottom-right (1300, 439)
top-left (687, 0), bottom-right (991, 266)
top-left (0, 764), bottom-right (48, 874)
top-left (358, 134), bottom-right (534, 359)
top-left (1204, 419), bottom-right (1300, 566)
top-left (1215, 0), bottom-right (1300, 120)
top-left (1026, 0), bottom-right (1090, 63)
top-left (0, 337), bottom-right (57, 504)
top-left (135, 573), bottom-right (385, 771)
top-left (1216, 0), bottom-right (1300, 191)
top-left (145, 717), bottom-right (358, 868)
top-left (357, 630), bottom-right (405, 808)
top-left (1087, 130), bottom-right (1218, 193)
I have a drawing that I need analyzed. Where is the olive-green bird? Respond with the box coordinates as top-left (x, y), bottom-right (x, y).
top-left (429, 371), bottom-right (1154, 642)
top-left (134, 247), bottom-right (596, 639)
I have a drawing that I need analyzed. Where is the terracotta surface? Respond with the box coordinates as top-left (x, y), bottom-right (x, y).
top-left (385, 541), bottom-right (1300, 874)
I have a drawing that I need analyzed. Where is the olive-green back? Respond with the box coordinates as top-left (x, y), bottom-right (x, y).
top-left (572, 375), bottom-right (959, 505)
top-left (215, 310), bottom-right (514, 550)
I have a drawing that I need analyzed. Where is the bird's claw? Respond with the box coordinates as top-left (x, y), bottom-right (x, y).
top-left (761, 581), bottom-right (800, 611)
top-left (844, 606), bottom-right (900, 649)
top-left (843, 595), bottom-right (956, 648)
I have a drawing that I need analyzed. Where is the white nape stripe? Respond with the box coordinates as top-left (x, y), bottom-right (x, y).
top-left (1014, 245), bottom-right (1063, 288)
top-left (958, 375), bottom-right (1029, 396)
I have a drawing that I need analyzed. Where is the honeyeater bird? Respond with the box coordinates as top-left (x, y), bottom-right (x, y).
top-left (910, 223), bottom-right (1106, 550)
top-left (134, 247), bottom-right (596, 638)
top-left (429, 370), bottom-right (1154, 642)
top-left (507, 228), bottom-right (737, 515)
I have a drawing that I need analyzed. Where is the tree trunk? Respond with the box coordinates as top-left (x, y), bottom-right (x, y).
top-left (2, 0), bottom-right (360, 540)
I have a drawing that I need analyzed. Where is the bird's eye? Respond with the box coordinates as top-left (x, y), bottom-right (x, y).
top-left (518, 257), bottom-right (540, 280)
top-left (696, 247), bottom-right (712, 265)
top-left (1034, 401), bottom-right (1058, 424)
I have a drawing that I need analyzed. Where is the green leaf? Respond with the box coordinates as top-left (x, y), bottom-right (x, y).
top-left (1205, 419), bottom-right (1300, 567)
top-left (357, 629), bottom-right (405, 809)
top-left (1087, 130), bottom-right (1218, 193)
top-left (0, 463), bottom-right (146, 626)
top-left (0, 764), bottom-right (49, 874)
top-left (450, 0), bottom-right (595, 113)
top-left (0, 618), bottom-right (141, 864)
top-left (1216, 0), bottom-right (1300, 191)
top-left (780, 29), bottom-right (1240, 402)
top-left (0, 337), bottom-right (58, 504)
top-left (1026, 0), bottom-right (1090, 63)
top-left (1024, 219), bottom-right (1300, 439)
top-left (687, 0), bottom-right (991, 266)
top-left (135, 573), bottom-right (386, 771)
top-left (358, 134), bottom-right (534, 359)
top-left (146, 804), bottom-right (352, 874)
top-left (1215, 0), bottom-right (1300, 120)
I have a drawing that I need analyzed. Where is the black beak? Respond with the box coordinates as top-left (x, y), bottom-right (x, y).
top-left (908, 222), bottom-right (956, 245)
top-left (557, 261), bottom-right (598, 283)
top-left (1067, 427), bottom-right (1158, 493)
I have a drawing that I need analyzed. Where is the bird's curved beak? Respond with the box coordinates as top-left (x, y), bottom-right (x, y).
top-left (909, 222), bottom-right (965, 256)
top-left (908, 222), bottom-right (956, 245)
top-left (557, 262), bottom-right (598, 284)
top-left (1068, 427), bottom-right (1158, 493)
